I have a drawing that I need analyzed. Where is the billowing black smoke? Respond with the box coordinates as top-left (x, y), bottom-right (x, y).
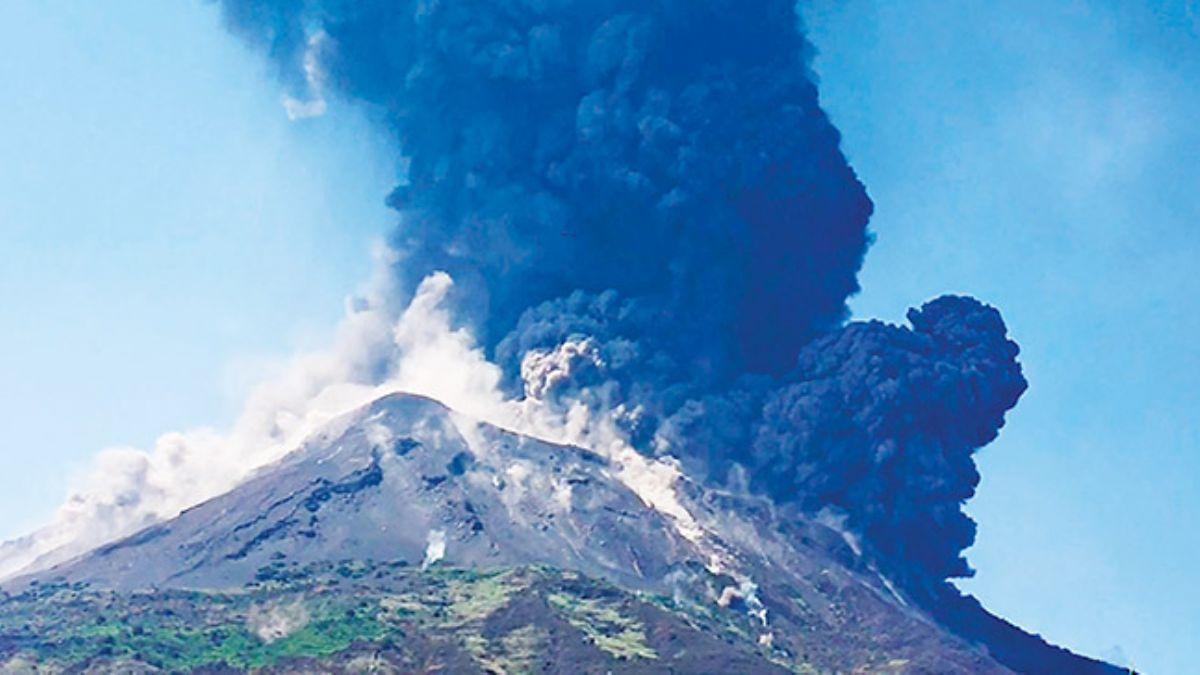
top-left (216, 0), bottom-right (1024, 601)
top-left (219, 0), bottom-right (872, 377)
top-left (751, 296), bottom-right (1027, 589)
top-left (651, 294), bottom-right (1027, 594)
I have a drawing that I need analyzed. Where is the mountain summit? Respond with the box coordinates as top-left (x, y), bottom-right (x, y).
top-left (2, 393), bottom-right (1121, 673)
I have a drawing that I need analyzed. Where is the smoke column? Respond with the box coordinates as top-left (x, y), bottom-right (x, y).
top-left (219, 0), bottom-right (872, 376)
top-left (217, 0), bottom-right (1024, 604)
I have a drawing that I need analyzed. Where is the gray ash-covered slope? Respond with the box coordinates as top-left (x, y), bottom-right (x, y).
top-left (10, 394), bottom-right (1114, 674)
top-left (30, 394), bottom-right (705, 592)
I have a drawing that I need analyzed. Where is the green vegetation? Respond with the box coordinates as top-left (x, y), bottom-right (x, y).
top-left (0, 583), bottom-right (389, 671)
top-left (442, 568), bottom-right (529, 626)
top-left (547, 592), bottom-right (657, 660)
top-left (0, 561), bottom-right (756, 672)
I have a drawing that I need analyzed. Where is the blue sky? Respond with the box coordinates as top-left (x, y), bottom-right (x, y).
top-left (0, 1), bottom-right (1195, 672)
top-left (0, 1), bottom-right (395, 535)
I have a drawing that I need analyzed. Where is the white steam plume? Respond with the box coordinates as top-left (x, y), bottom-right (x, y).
top-left (0, 246), bottom-right (403, 580)
top-left (0, 259), bottom-right (709, 581)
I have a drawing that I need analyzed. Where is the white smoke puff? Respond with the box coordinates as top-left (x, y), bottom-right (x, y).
top-left (717, 579), bottom-right (769, 628)
top-left (505, 462), bottom-right (531, 487)
top-left (282, 29), bottom-right (329, 120)
top-left (383, 275), bottom-right (712, 549)
top-left (552, 481), bottom-right (574, 512)
top-left (337, 272), bottom-right (708, 551)
top-left (816, 507), bottom-right (863, 557)
top-left (609, 448), bottom-right (704, 544)
top-left (390, 272), bottom-right (509, 423)
top-left (515, 400), bottom-right (707, 544)
top-left (345, 654), bottom-right (396, 673)
top-left (247, 600), bottom-right (311, 643)
top-left (520, 337), bottom-right (605, 401)
top-left (422, 529), bottom-right (446, 569)
top-left (363, 421), bottom-right (395, 454)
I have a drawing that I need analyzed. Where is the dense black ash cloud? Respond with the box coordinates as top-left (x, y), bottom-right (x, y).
top-left (218, 0), bottom-right (872, 376)
top-left (751, 296), bottom-right (1027, 588)
top-left (216, 0), bottom-right (1024, 598)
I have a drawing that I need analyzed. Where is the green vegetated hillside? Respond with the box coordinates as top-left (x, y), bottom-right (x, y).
top-left (0, 560), bottom-right (797, 674)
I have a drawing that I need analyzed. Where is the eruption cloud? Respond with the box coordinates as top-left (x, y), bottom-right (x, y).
top-left (219, 0), bottom-right (873, 376)
top-left (2, 0), bottom-right (1028, 622)
top-left (212, 0), bottom-right (1027, 596)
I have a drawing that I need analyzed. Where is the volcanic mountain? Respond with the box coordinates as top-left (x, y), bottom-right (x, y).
top-left (0, 393), bottom-right (1122, 673)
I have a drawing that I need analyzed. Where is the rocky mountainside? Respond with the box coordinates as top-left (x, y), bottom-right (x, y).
top-left (2, 394), bottom-right (1122, 673)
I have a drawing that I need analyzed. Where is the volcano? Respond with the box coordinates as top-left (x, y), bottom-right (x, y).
top-left (1, 393), bottom-right (1122, 673)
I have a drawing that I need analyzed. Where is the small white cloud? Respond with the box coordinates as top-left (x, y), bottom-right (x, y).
top-left (282, 29), bottom-right (330, 120)
top-left (282, 94), bottom-right (327, 121)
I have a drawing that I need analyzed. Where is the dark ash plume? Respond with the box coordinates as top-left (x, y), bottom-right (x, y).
top-left (218, 0), bottom-right (1027, 629)
top-left (750, 295), bottom-right (1027, 591)
top-left (217, 0), bottom-right (873, 377)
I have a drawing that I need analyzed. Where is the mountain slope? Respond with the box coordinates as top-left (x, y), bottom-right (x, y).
top-left (3, 394), bottom-right (1121, 673)
top-left (1, 564), bottom-right (796, 673)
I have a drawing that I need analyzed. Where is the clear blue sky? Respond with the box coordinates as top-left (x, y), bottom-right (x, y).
top-left (0, 1), bottom-right (1195, 672)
